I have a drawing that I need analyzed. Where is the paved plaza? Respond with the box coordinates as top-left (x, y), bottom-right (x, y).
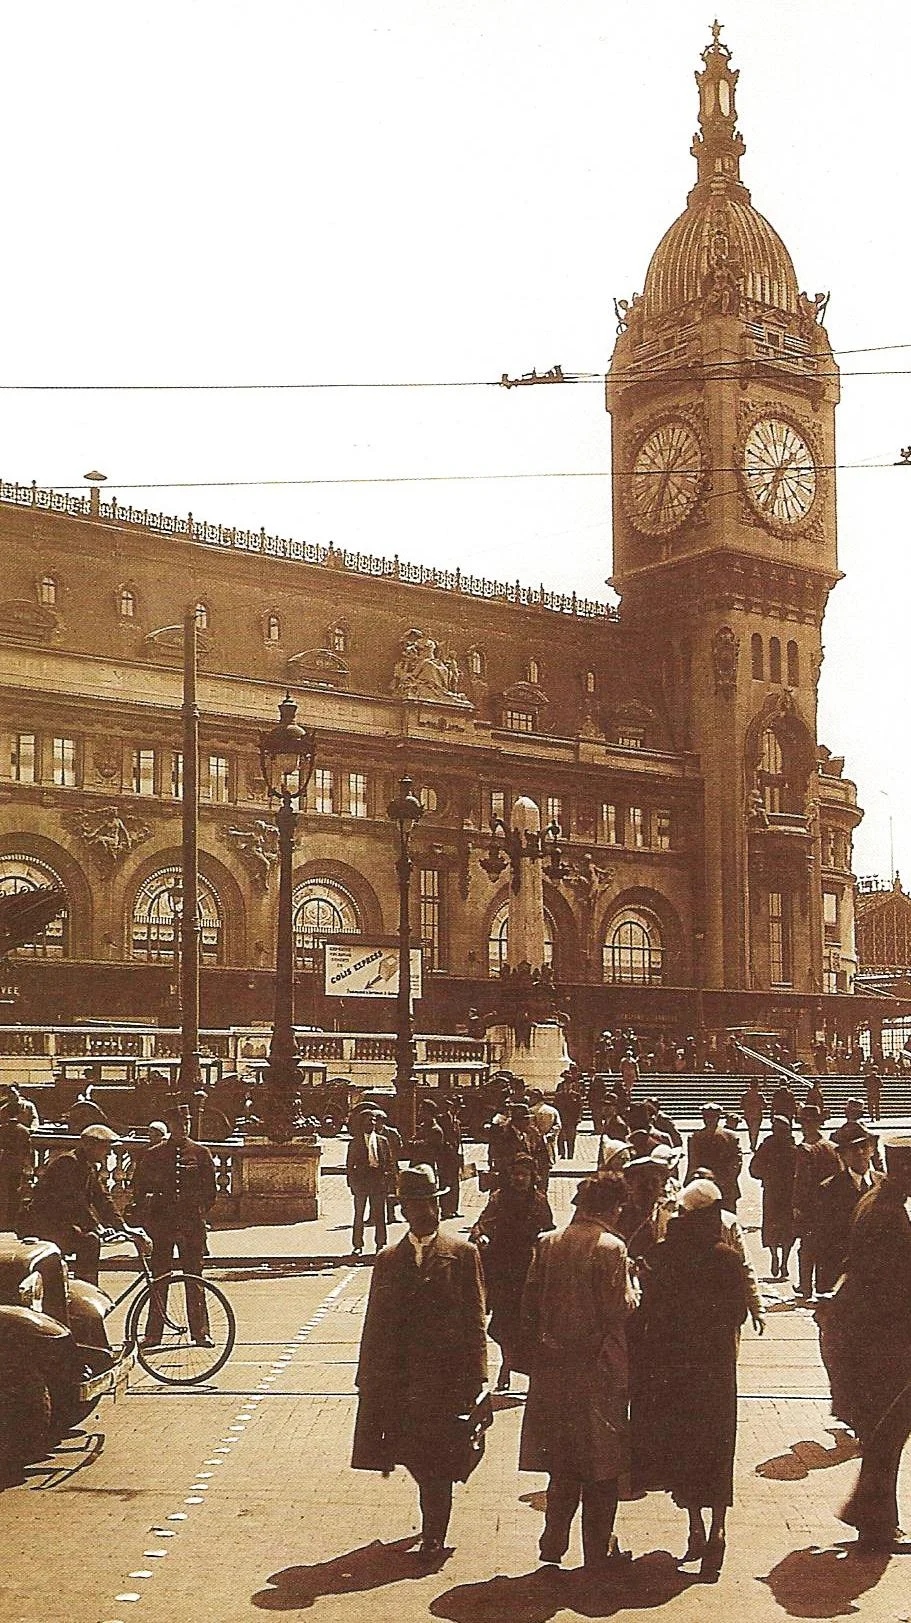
top-left (2, 1130), bottom-right (910, 1623)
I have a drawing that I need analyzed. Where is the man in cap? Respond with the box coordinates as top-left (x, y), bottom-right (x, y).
top-left (27, 1124), bottom-right (149, 1285)
top-left (519, 1171), bottom-right (637, 1573)
top-left (345, 1105), bottom-right (395, 1255)
top-left (131, 1103), bottom-right (217, 1346)
top-left (793, 1104), bottom-right (839, 1297)
top-left (685, 1105), bottom-right (742, 1212)
top-left (814, 1122), bottom-right (883, 1294)
top-left (352, 1164), bottom-right (488, 1559)
top-left (824, 1134), bottom-right (911, 1552)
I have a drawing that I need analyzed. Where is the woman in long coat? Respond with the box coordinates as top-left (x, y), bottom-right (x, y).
top-left (631, 1179), bottom-right (749, 1580)
top-left (519, 1172), bottom-right (638, 1572)
top-left (470, 1153), bottom-right (554, 1391)
top-left (749, 1115), bottom-right (798, 1280)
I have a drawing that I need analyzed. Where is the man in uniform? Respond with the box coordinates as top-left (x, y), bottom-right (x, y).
top-left (352, 1163), bottom-right (488, 1558)
top-left (28, 1124), bottom-right (149, 1285)
top-left (131, 1103), bottom-right (217, 1346)
top-left (825, 1134), bottom-right (911, 1552)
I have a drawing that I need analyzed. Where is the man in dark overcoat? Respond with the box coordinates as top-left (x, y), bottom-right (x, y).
top-left (685, 1105), bottom-right (742, 1212)
top-left (792, 1105), bottom-right (839, 1297)
top-left (27, 1124), bottom-right (149, 1285)
top-left (352, 1163), bottom-right (487, 1558)
top-left (823, 1135), bottom-right (911, 1552)
top-left (131, 1103), bottom-right (217, 1345)
top-left (814, 1123), bottom-right (883, 1293)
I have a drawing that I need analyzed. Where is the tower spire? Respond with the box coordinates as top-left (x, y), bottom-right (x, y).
top-left (689, 21), bottom-right (749, 202)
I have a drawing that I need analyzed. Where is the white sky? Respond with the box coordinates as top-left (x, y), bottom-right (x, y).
top-left (2, 0), bottom-right (908, 879)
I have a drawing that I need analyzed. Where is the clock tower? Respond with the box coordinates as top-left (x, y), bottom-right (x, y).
top-left (606, 25), bottom-right (843, 1001)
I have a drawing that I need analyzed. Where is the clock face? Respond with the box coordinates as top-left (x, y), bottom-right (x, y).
top-left (742, 417), bottom-right (817, 528)
top-left (628, 419), bottom-right (704, 537)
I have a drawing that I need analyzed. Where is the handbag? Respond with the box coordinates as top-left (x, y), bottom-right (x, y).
top-left (443, 1390), bottom-right (494, 1482)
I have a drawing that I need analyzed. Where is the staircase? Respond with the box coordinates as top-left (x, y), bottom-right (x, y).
top-left (607, 1073), bottom-right (911, 1127)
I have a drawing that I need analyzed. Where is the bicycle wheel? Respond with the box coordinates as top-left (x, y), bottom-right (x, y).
top-left (126, 1275), bottom-right (236, 1385)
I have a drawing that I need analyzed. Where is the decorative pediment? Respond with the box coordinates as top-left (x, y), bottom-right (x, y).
top-left (286, 648), bottom-right (350, 689)
top-left (502, 680), bottom-right (549, 708)
top-left (0, 598), bottom-right (59, 644)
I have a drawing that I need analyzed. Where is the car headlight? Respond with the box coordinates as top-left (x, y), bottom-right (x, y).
top-left (18, 1270), bottom-right (44, 1311)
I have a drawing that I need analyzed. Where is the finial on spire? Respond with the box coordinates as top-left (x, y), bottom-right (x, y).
top-left (690, 25), bottom-right (747, 200)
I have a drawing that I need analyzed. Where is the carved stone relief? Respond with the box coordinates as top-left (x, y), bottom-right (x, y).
top-left (64, 805), bottom-right (151, 868)
top-left (712, 625), bottom-right (739, 694)
top-left (392, 628), bottom-right (466, 702)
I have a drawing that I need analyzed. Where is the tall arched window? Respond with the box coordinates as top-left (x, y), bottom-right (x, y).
top-left (0, 854), bottom-right (69, 957)
top-left (787, 639), bottom-right (799, 687)
top-left (526, 657), bottom-right (541, 685)
top-left (39, 575), bottom-right (58, 607)
top-left (751, 633), bottom-right (764, 680)
top-left (194, 602), bottom-right (209, 630)
top-left (769, 636), bottom-right (782, 684)
top-left (759, 728), bottom-right (784, 814)
top-left (131, 867), bottom-right (222, 964)
top-left (467, 647), bottom-right (485, 679)
top-left (487, 901), bottom-right (554, 977)
top-left (602, 909), bottom-right (663, 985)
top-left (292, 877), bottom-right (361, 970)
top-left (265, 612), bottom-right (281, 643)
top-left (119, 586), bottom-right (136, 619)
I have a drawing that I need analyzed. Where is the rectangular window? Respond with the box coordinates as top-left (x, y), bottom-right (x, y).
top-left (420, 868), bottom-right (444, 971)
top-left (545, 795), bottom-right (563, 834)
top-left (628, 806), bottom-right (645, 848)
top-left (206, 754), bottom-right (229, 804)
top-left (600, 802), bottom-right (618, 845)
top-left (132, 747), bottom-right (155, 796)
top-left (769, 890), bottom-right (792, 986)
top-left (490, 789), bottom-right (507, 825)
top-left (11, 733), bottom-right (36, 784)
top-left (823, 890), bottom-right (839, 935)
top-left (504, 709), bottom-right (534, 734)
top-left (653, 809), bottom-right (672, 851)
top-left (346, 771), bottom-right (367, 818)
top-left (170, 752), bottom-right (183, 799)
top-left (314, 767), bottom-right (334, 815)
top-left (52, 736), bottom-right (77, 788)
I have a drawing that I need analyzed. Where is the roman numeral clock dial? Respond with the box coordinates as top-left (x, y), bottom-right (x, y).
top-left (627, 419), bottom-right (704, 538)
top-left (741, 416), bottom-right (817, 531)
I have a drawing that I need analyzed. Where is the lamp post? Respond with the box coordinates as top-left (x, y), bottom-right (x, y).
top-left (258, 694), bottom-right (317, 1143)
top-left (479, 814), bottom-right (566, 892)
top-left (387, 774), bottom-right (424, 1141)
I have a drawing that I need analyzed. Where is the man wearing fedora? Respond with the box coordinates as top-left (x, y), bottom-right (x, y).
top-left (825, 1134), bottom-right (911, 1552)
top-left (814, 1122), bottom-right (883, 1295)
top-left (685, 1104), bottom-right (742, 1213)
top-left (352, 1163), bottom-right (488, 1558)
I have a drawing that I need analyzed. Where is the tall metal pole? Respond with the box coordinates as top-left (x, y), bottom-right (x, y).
top-left (394, 817), bottom-right (417, 1143)
top-left (271, 791), bottom-right (297, 1069)
top-left (178, 605), bottom-right (202, 1113)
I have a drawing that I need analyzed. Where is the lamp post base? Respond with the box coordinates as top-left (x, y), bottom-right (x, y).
top-left (262, 1057), bottom-right (305, 1144)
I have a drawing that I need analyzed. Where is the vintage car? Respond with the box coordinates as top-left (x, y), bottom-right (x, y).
top-left (0, 1232), bottom-right (127, 1478)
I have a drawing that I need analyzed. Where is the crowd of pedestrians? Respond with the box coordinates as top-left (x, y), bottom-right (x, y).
top-left (351, 1063), bottom-right (911, 1579)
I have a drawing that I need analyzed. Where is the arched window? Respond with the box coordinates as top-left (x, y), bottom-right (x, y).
top-left (467, 647), bottom-right (485, 679)
top-left (602, 909), bottom-right (663, 985)
top-left (38, 575), bottom-right (58, 607)
top-left (131, 867), bottom-right (222, 964)
top-left (759, 728), bottom-right (784, 814)
top-left (787, 639), bottom-right (799, 687)
top-left (292, 877), bottom-right (361, 970)
top-left (526, 657), bottom-right (541, 685)
top-left (265, 612), bottom-right (281, 643)
top-left (419, 786), bottom-right (438, 813)
top-left (328, 623), bottom-right (348, 655)
top-left (769, 636), bottom-right (782, 685)
top-left (584, 669), bottom-right (597, 696)
top-left (194, 602), bottom-right (209, 630)
top-left (118, 587), bottom-right (136, 620)
top-left (751, 633), bottom-right (764, 680)
top-left (487, 901), bottom-right (554, 977)
top-left (0, 854), bottom-right (69, 957)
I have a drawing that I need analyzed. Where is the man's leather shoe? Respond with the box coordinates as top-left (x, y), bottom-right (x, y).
top-left (193, 1334), bottom-right (216, 1348)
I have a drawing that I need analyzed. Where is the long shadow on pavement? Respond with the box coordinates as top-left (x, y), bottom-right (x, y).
top-left (758, 1543), bottom-right (890, 1618)
top-left (251, 1538), bottom-right (447, 1609)
top-left (756, 1426), bottom-right (860, 1481)
top-left (430, 1552), bottom-right (695, 1623)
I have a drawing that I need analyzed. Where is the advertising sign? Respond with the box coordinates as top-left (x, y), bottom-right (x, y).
top-left (324, 942), bottom-right (423, 999)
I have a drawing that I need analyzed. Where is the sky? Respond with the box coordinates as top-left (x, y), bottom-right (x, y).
top-left (1, 0), bottom-right (909, 880)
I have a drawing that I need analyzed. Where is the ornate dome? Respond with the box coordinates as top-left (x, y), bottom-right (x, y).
top-left (639, 26), bottom-right (799, 322)
top-left (643, 193), bottom-right (799, 319)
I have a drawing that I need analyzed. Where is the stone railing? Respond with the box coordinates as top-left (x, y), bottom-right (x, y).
top-left (26, 1133), bottom-right (306, 1219)
top-left (0, 479), bottom-right (616, 621)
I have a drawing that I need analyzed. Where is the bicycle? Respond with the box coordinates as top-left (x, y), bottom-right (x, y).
top-left (100, 1231), bottom-right (237, 1387)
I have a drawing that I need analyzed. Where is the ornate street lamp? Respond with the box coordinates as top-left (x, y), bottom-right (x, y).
top-left (259, 693), bottom-right (317, 1143)
top-left (387, 774), bottom-right (424, 1141)
top-left (479, 814), bottom-right (566, 891)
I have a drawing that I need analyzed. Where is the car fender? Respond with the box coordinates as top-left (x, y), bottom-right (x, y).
top-left (0, 1304), bottom-right (73, 1343)
top-left (67, 1279), bottom-right (113, 1351)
